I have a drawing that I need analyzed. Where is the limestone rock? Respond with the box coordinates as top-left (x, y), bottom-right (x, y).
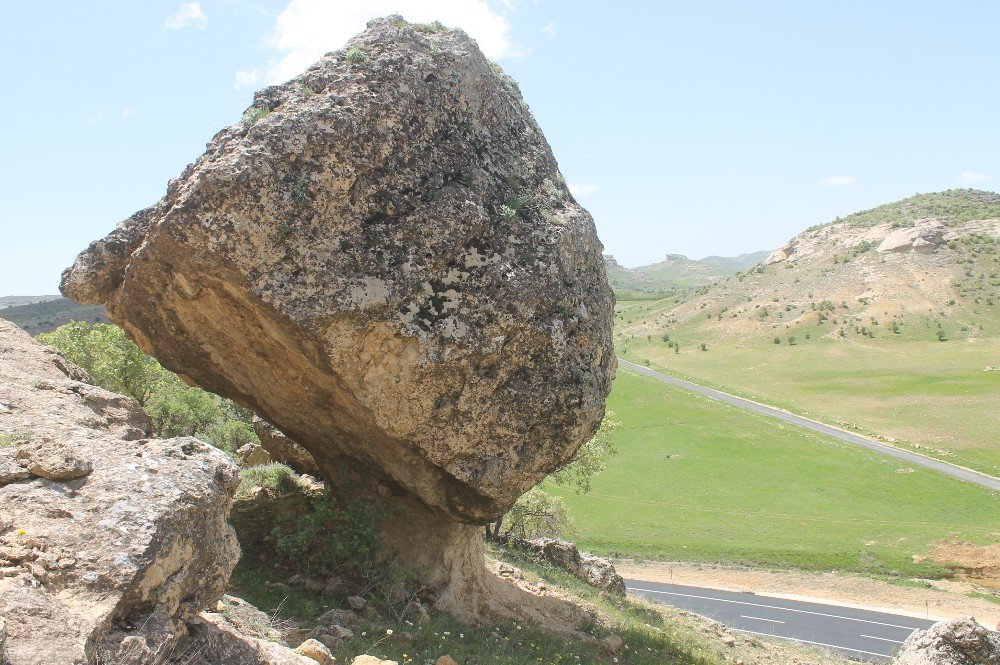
top-left (237, 442), bottom-right (273, 467)
top-left (61, 14), bottom-right (614, 525)
top-left (197, 611), bottom-right (315, 664)
top-left (893, 616), bottom-right (1000, 664)
top-left (523, 538), bottom-right (626, 595)
top-left (352, 656), bottom-right (399, 665)
top-left (62, 15), bottom-right (614, 627)
top-left (0, 320), bottom-right (241, 664)
top-left (253, 415), bottom-right (320, 476)
top-left (295, 638), bottom-right (336, 664)
top-left (346, 595), bottom-right (367, 610)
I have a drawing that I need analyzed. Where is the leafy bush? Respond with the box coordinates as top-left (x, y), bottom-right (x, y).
top-left (238, 462), bottom-right (301, 497)
top-left (39, 322), bottom-right (258, 454)
top-left (267, 493), bottom-right (387, 576)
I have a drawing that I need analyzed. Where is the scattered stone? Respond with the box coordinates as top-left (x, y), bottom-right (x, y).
top-left (317, 607), bottom-right (359, 627)
top-left (435, 656), bottom-right (459, 665)
top-left (237, 442), bottom-right (273, 467)
top-left (25, 450), bottom-right (92, 480)
top-left (0, 320), bottom-right (240, 664)
top-left (522, 538), bottom-right (626, 595)
top-left (722, 635), bottom-right (736, 647)
top-left (198, 611), bottom-right (314, 664)
top-left (352, 656), bottom-right (399, 665)
top-left (602, 634), bottom-right (624, 652)
top-left (295, 638), bottom-right (336, 665)
top-left (327, 625), bottom-right (354, 640)
top-left (252, 416), bottom-right (322, 476)
top-left (893, 616), bottom-right (1000, 664)
top-left (313, 633), bottom-right (343, 650)
top-left (347, 595), bottom-right (367, 610)
top-left (406, 600), bottom-right (431, 625)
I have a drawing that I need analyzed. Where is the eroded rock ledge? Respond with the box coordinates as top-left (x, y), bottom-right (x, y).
top-left (0, 320), bottom-right (240, 664)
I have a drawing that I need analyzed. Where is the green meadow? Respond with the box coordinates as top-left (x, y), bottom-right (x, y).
top-left (619, 333), bottom-right (1000, 477)
top-left (553, 369), bottom-right (999, 577)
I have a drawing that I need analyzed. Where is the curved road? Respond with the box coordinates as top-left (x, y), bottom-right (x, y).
top-left (627, 579), bottom-right (934, 662)
top-left (618, 359), bottom-right (1000, 492)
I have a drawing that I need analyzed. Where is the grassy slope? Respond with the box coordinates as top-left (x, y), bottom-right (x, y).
top-left (620, 334), bottom-right (1000, 476)
top-left (228, 545), bottom-right (847, 665)
top-left (613, 191), bottom-right (1000, 476)
top-left (553, 369), bottom-right (999, 577)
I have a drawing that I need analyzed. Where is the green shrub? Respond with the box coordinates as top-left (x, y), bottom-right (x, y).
top-left (238, 462), bottom-right (300, 496)
top-left (267, 493), bottom-right (388, 576)
top-left (345, 47), bottom-right (366, 64)
top-left (242, 106), bottom-right (271, 126)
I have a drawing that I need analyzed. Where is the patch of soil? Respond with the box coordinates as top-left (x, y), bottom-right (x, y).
top-left (922, 540), bottom-right (1000, 587)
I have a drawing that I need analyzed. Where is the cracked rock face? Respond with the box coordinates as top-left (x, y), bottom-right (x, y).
top-left (893, 616), bottom-right (1000, 664)
top-left (62, 15), bottom-right (615, 525)
top-left (0, 320), bottom-right (240, 664)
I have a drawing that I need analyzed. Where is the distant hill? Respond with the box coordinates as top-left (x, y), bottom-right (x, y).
top-left (618, 189), bottom-right (1000, 344)
top-left (0, 295), bottom-right (61, 309)
top-left (605, 251), bottom-right (767, 298)
top-left (0, 297), bottom-right (109, 335)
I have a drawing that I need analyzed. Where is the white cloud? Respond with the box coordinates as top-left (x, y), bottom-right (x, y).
top-left (569, 183), bottom-right (598, 197)
top-left (166, 2), bottom-right (208, 30)
top-left (121, 106), bottom-right (134, 119)
top-left (958, 170), bottom-right (989, 185)
top-left (820, 175), bottom-right (854, 186)
top-left (542, 22), bottom-right (556, 39)
top-left (262, 0), bottom-right (520, 84)
top-left (234, 68), bottom-right (261, 90)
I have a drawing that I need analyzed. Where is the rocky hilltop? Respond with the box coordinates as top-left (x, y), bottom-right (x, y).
top-left (621, 190), bottom-right (1000, 343)
top-left (62, 16), bottom-right (614, 623)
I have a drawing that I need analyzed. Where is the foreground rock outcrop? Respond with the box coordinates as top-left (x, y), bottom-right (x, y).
top-left (892, 616), bottom-right (1000, 664)
top-left (0, 320), bottom-right (240, 663)
top-left (62, 16), bottom-right (614, 624)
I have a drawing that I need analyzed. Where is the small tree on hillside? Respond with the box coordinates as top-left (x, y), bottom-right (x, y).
top-left (39, 321), bottom-right (257, 454)
top-left (486, 413), bottom-right (620, 541)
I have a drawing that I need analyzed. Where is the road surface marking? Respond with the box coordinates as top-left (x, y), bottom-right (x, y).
top-left (731, 628), bottom-right (891, 658)
top-left (627, 586), bottom-right (919, 629)
top-left (740, 615), bottom-right (785, 623)
top-left (860, 634), bottom-right (906, 644)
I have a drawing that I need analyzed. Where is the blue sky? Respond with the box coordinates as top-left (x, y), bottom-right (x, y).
top-left (2, 1), bottom-right (999, 295)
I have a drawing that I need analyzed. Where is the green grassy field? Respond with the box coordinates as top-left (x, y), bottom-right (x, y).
top-left (553, 369), bottom-right (999, 577)
top-left (619, 333), bottom-right (1000, 477)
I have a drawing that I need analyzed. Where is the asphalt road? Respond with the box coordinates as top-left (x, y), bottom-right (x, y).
top-left (627, 579), bottom-right (935, 662)
top-left (618, 359), bottom-right (1000, 492)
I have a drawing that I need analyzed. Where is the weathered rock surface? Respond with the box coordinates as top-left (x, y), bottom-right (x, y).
top-left (63, 13), bottom-right (613, 524)
top-left (0, 320), bottom-right (241, 664)
top-left (893, 616), bottom-right (1000, 664)
top-left (521, 538), bottom-right (626, 595)
top-left (195, 611), bottom-right (314, 665)
top-left (62, 15), bottom-right (614, 625)
top-left (253, 415), bottom-right (320, 476)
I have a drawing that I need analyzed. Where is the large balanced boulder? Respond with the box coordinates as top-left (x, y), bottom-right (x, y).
top-left (893, 616), bottom-right (1000, 664)
top-left (0, 320), bottom-right (241, 663)
top-left (62, 16), bottom-right (614, 623)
